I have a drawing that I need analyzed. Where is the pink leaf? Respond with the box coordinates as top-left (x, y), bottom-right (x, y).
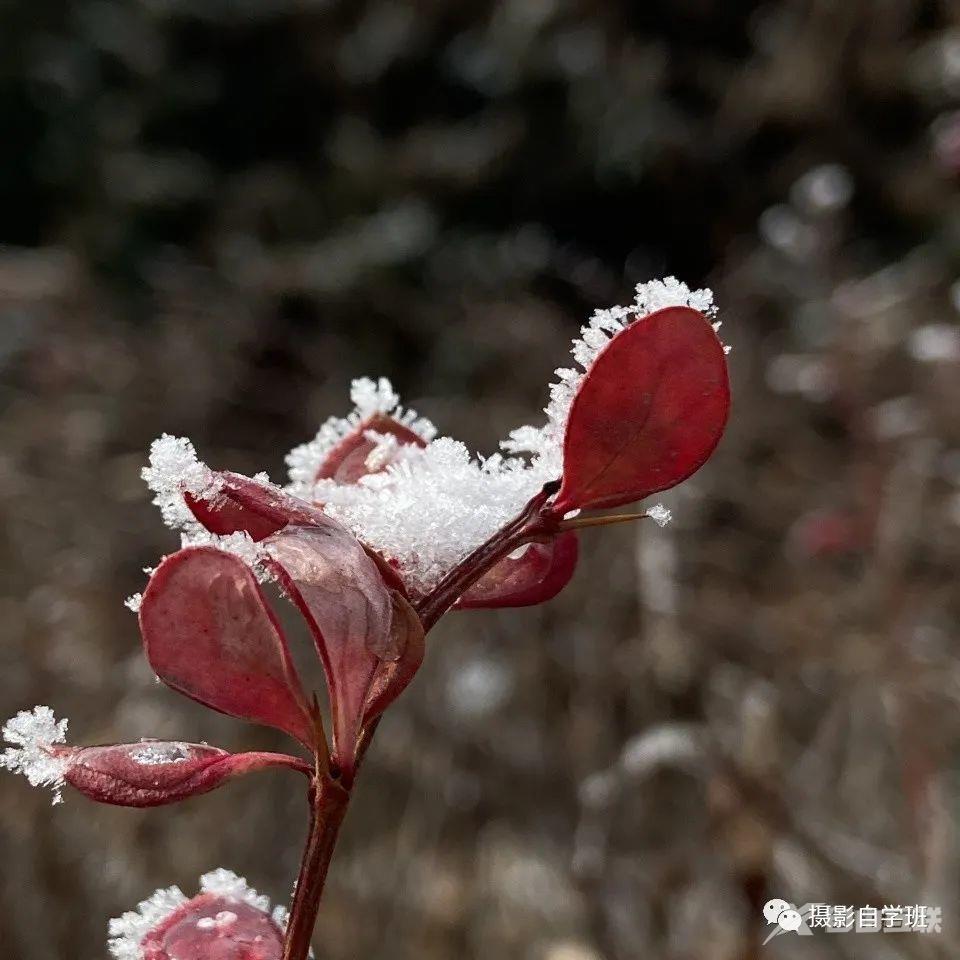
top-left (139, 547), bottom-right (316, 750)
top-left (552, 306), bottom-right (730, 515)
top-left (362, 591), bottom-right (426, 724)
top-left (184, 471), bottom-right (329, 541)
top-left (315, 413), bottom-right (427, 484)
top-left (264, 524), bottom-right (422, 774)
top-left (455, 533), bottom-right (579, 609)
top-left (138, 890), bottom-right (284, 960)
top-left (59, 741), bottom-right (309, 808)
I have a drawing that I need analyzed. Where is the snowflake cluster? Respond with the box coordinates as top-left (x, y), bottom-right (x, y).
top-left (139, 434), bottom-right (270, 584)
top-left (316, 438), bottom-right (554, 594)
top-left (0, 705), bottom-right (70, 805)
top-left (107, 869), bottom-right (289, 960)
top-left (285, 376), bottom-right (436, 497)
top-left (297, 279), bottom-right (710, 590)
top-left (140, 279), bottom-right (716, 594)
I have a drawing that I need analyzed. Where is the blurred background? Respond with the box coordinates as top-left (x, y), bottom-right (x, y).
top-left (2, 1), bottom-right (960, 958)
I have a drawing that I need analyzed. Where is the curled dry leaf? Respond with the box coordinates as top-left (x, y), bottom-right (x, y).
top-left (139, 547), bottom-right (316, 750)
top-left (60, 741), bottom-right (309, 808)
top-left (552, 306), bottom-right (730, 516)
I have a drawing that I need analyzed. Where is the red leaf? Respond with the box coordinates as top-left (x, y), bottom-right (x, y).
top-left (455, 533), bottom-right (579, 609)
top-left (316, 414), bottom-right (427, 484)
top-left (362, 591), bottom-right (426, 724)
top-left (140, 891), bottom-right (284, 960)
top-left (264, 524), bottom-right (397, 773)
top-left (552, 306), bottom-right (730, 515)
top-left (139, 547), bottom-right (316, 749)
top-left (60, 741), bottom-right (309, 808)
top-left (184, 472), bottom-right (329, 541)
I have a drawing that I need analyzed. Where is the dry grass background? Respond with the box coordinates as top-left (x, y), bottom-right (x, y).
top-left (2, 2), bottom-right (960, 958)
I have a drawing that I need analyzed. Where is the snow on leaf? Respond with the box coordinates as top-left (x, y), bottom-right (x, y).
top-left (311, 438), bottom-right (554, 596)
top-left (142, 435), bottom-right (219, 532)
top-left (286, 377), bottom-right (435, 495)
top-left (551, 305), bottom-right (730, 515)
top-left (64, 741), bottom-right (310, 807)
top-left (501, 279), bottom-right (723, 484)
top-left (183, 469), bottom-right (330, 542)
top-left (108, 869), bottom-right (286, 960)
top-left (282, 280), bottom-right (723, 598)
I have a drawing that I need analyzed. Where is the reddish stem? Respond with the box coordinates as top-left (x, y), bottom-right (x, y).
top-left (281, 483), bottom-right (562, 958)
top-left (282, 774), bottom-right (350, 960)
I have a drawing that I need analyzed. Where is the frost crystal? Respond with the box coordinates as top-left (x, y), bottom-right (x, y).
top-left (107, 869), bottom-right (279, 960)
top-left (124, 593), bottom-right (143, 613)
top-left (199, 868), bottom-right (272, 913)
top-left (139, 435), bottom-right (271, 584)
top-left (130, 742), bottom-right (189, 765)
top-left (0, 705), bottom-right (71, 805)
top-left (315, 438), bottom-right (553, 594)
top-left (286, 377), bottom-right (436, 497)
top-left (645, 504), bottom-right (672, 527)
top-left (284, 279), bottom-right (721, 593)
top-left (107, 885), bottom-right (188, 960)
top-left (142, 435), bottom-right (218, 531)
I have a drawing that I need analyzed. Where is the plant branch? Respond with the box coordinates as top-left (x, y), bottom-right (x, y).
top-left (282, 773), bottom-right (351, 960)
top-left (414, 481), bottom-right (561, 631)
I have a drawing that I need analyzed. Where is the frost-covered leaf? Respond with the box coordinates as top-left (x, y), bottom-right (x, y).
top-left (551, 305), bottom-right (730, 515)
top-left (63, 741), bottom-right (309, 808)
top-left (109, 869), bottom-right (286, 960)
top-left (286, 376), bottom-right (435, 496)
top-left (139, 547), bottom-right (315, 749)
top-left (291, 282), bottom-right (724, 595)
top-left (455, 533), bottom-right (579, 609)
top-left (264, 524), bottom-right (420, 773)
top-left (312, 437), bottom-right (553, 596)
top-left (184, 470), bottom-right (330, 541)
top-left (314, 413), bottom-right (428, 484)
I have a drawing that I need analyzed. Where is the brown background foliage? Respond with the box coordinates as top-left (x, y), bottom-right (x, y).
top-left (1, 2), bottom-right (959, 958)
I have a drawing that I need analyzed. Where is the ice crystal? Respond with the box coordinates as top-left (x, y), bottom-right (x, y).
top-left (315, 437), bottom-right (554, 594)
top-left (286, 376), bottom-right (436, 497)
top-left (107, 885), bottom-right (188, 960)
top-left (645, 504), bottom-right (672, 527)
top-left (0, 705), bottom-right (70, 805)
top-left (130, 742), bottom-right (189, 765)
top-left (139, 435), bottom-right (271, 585)
top-left (142, 435), bottom-right (219, 531)
top-left (199, 868), bottom-right (272, 913)
top-left (124, 592), bottom-right (143, 613)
